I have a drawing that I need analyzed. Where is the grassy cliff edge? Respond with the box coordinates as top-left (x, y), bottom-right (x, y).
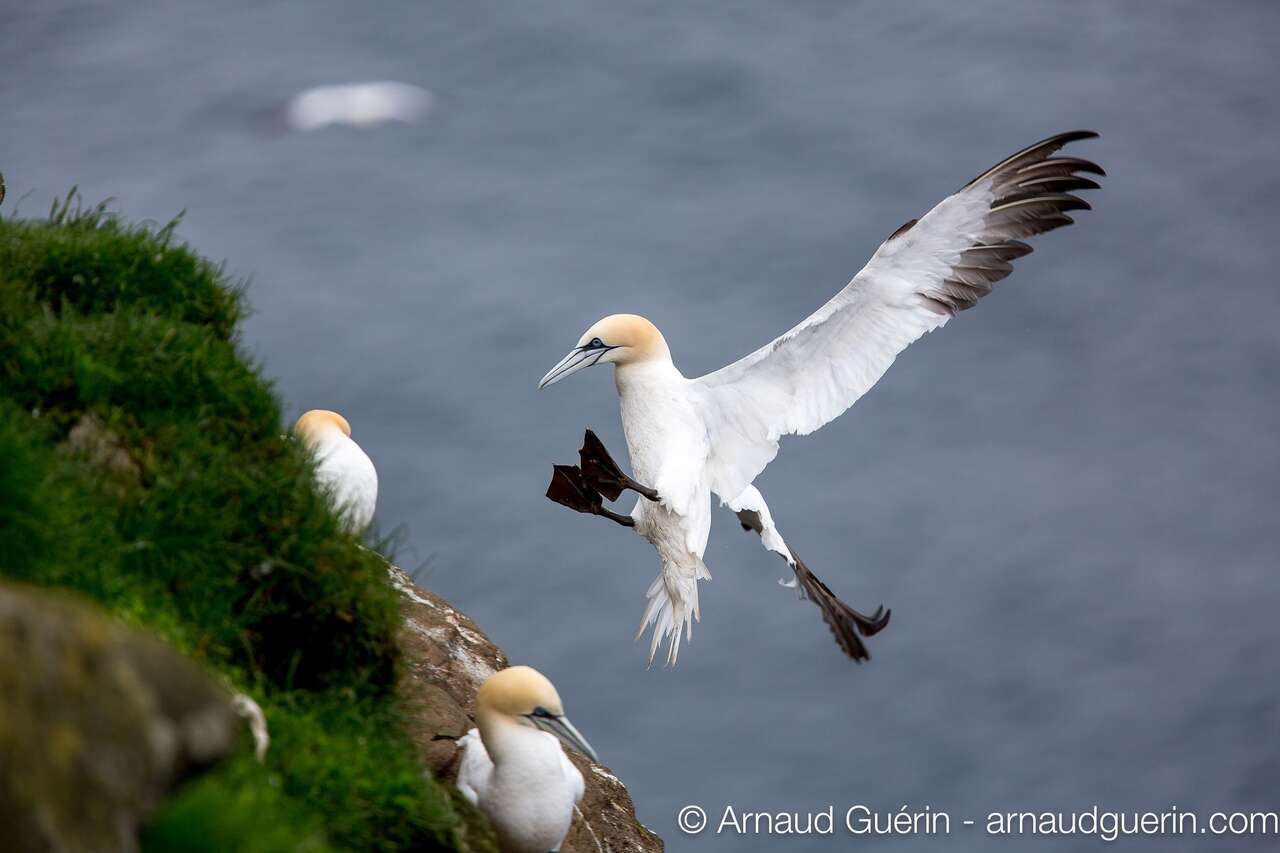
top-left (0, 192), bottom-right (494, 852)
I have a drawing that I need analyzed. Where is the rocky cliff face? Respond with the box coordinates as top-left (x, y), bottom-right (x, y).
top-left (0, 584), bottom-right (239, 853)
top-left (391, 567), bottom-right (664, 853)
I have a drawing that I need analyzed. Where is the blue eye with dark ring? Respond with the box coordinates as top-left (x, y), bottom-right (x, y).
top-left (586, 337), bottom-right (605, 349)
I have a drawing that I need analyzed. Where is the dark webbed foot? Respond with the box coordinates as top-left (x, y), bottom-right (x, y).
top-left (736, 505), bottom-right (889, 661)
top-left (578, 429), bottom-right (660, 502)
top-left (546, 431), bottom-right (659, 527)
top-left (546, 464), bottom-right (635, 527)
top-left (789, 552), bottom-right (890, 663)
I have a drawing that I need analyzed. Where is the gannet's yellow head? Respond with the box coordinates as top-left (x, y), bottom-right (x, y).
top-left (475, 665), bottom-right (599, 761)
top-left (537, 314), bottom-right (669, 389)
top-left (292, 409), bottom-right (352, 447)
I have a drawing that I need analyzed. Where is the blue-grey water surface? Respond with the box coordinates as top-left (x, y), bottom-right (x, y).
top-left (5, 2), bottom-right (1279, 849)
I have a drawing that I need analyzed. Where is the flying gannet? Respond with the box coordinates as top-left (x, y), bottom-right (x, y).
top-left (283, 81), bottom-right (433, 132)
top-left (539, 131), bottom-right (1104, 666)
top-left (456, 666), bottom-right (597, 853)
top-left (292, 409), bottom-right (378, 534)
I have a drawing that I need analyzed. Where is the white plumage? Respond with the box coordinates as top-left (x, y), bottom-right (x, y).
top-left (456, 666), bottom-right (594, 853)
top-left (540, 131), bottom-right (1103, 665)
top-left (293, 409), bottom-right (378, 534)
top-left (284, 81), bottom-right (433, 132)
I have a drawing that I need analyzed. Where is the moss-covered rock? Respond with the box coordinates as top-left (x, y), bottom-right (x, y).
top-left (0, 583), bottom-right (238, 853)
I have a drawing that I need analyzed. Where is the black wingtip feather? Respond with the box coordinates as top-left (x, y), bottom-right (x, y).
top-left (1022, 156), bottom-right (1106, 178)
top-left (915, 133), bottom-right (1100, 313)
top-left (1013, 175), bottom-right (1102, 194)
top-left (1053, 129), bottom-right (1100, 143)
top-left (991, 192), bottom-right (1092, 212)
top-left (964, 130), bottom-right (1102, 190)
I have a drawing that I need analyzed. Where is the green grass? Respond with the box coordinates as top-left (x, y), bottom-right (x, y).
top-left (0, 193), bottom-right (492, 852)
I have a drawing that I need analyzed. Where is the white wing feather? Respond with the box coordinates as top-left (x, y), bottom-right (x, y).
top-left (694, 131), bottom-right (1101, 501)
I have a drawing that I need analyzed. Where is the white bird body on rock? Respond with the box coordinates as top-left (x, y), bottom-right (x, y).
top-left (456, 666), bottom-right (596, 853)
top-left (293, 410), bottom-right (378, 534)
top-left (539, 131), bottom-right (1104, 665)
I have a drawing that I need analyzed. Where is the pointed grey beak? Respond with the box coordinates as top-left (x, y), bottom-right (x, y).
top-left (531, 712), bottom-right (599, 763)
top-left (538, 346), bottom-right (603, 389)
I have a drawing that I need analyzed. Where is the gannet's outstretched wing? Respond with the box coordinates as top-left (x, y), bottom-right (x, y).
top-left (693, 131), bottom-right (1102, 500)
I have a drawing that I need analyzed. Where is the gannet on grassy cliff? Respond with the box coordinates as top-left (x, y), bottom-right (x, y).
top-left (539, 131), bottom-right (1104, 666)
top-left (292, 409), bottom-right (378, 534)
top-left (456, 666), bottom-right (596, 853)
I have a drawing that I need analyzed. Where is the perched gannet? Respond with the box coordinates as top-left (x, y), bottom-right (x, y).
top-left (284, 81), bottom-right (433, 132)
top-left (540, 131), bottom-right (1104, 665)
top-left (292, 409), bottom-right (378, 534)
top-left (456, 666), bottom-right (596, 853)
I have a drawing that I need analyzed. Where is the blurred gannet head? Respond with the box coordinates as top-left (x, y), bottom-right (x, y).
top-left (537, 314), bottom-right (670, 389)
top-left (476, 666), bottom-right (598, 762)
top-left (292, 409), bottom-right (352, 447)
